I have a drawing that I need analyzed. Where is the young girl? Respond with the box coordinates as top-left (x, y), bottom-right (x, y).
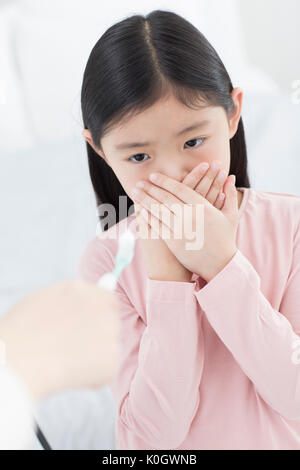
top-left (77, 10), bottom-right (300, 450)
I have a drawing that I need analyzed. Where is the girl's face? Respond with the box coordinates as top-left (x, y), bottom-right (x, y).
top-left (83, 88), bottom-right (243, 200)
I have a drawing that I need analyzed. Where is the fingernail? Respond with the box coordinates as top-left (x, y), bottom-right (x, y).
top-left (217, 170), bottom-right (227, 182)
top-left (131, 188), bottom-right (141, 197)
top-left (199, 162), bottom-right (210, 172)
top-left (230, 175), bottom-right (236, 186)
top-left (211, 160), bottom-right (221, 171)
top-left (149, 173), bottom-right (158, 182)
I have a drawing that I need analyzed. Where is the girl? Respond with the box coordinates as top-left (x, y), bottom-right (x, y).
top-left (77, 10), bottom-right (300, 450)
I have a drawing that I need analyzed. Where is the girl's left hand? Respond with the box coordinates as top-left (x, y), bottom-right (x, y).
top-left (131, 172), bottom-right (239, 283)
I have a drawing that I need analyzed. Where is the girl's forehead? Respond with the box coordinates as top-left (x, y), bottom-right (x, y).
top-left (108, 106), bottom-right (220, 139)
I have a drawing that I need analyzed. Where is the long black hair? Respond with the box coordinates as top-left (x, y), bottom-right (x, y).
top-left (81, 9), bottom-right (251, 231)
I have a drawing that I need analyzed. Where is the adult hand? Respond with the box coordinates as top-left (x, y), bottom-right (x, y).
top-left (0, 280), bottom-right (120, 401)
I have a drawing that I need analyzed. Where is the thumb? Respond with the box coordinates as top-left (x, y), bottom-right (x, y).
top-left (221, 175), bottom-right (238, 217)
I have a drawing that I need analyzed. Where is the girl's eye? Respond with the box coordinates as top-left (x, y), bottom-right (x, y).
top-left (127, 137), bottom-right (206, 163)
top-left (128, 153), bottom-right (150, 163)
top-left (184, 137), bottom-right (206, 149)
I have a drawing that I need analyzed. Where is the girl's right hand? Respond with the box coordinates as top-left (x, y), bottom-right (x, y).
top-left (182, 160), bottom-right (229, 210)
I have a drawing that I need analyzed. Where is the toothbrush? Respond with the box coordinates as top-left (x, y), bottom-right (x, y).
top-left (97, 229), bottom-right (136, 291)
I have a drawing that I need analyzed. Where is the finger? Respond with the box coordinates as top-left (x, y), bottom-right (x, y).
top-left (214, 192), bottom-right (226, 210)
top-left (194, 160), bottom-right (222, 198)
top-left (181, 161), bottom-right (226, 210)
top-left (132, 183), bottom-right (177, 232)
top-left (139, 206), bottom-right (174, 240)
top-left (146, 172), bottom-right (207, 208)
top-left (132, 183), bottom-right (182, 217)
top-left (205, 168), bottom-right (228, 205)
top-left (221, 175), bottom-right (238, 216)
top-left (219, 192), bottom-right (226, 211)
top-left (134, 202), bottom-right (142, 213)
top-left (182, 162), bottom-right (210, 188)
top-left (135, 205), bottom-right (152, 239)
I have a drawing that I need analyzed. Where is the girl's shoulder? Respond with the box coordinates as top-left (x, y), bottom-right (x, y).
top-left (250, 187), bottom-right (300, 203)
top-left (244, 186), bottom-right (300, 219)
top-left (242, 187), bottom-right (300, 242)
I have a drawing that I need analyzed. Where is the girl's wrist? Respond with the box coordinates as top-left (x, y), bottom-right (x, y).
top-left (202, 246), bottom-right (238, 283)
top-left (148, 261), bottom-right (193, 283)
top-left (149, 272), bottom-right (193, 283)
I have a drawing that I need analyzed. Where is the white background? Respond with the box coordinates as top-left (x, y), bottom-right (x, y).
top-left (0, 0), bottom-right (299, 450)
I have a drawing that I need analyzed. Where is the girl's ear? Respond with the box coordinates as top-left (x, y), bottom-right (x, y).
top-left (82, 129), bottom-right (93, 145)
top-left (81, 129), bottom-right (110, 166)
top-left (228, 87), bottom-right (243, 140)
top-left (82, 129), bottom-right (98, 151)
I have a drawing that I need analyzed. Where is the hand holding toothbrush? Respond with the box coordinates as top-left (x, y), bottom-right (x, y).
top-left (0, 280), bottom-right (120, 401)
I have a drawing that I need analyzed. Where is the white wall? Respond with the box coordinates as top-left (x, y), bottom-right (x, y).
top-left (238, 0), bottom-right (300, 93)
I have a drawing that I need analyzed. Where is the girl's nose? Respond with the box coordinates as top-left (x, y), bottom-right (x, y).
top-left (155, 166), bottom-right (191, 183)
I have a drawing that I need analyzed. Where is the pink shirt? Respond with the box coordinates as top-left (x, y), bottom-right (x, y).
top-left (77, 187), bottom-right (300, 450)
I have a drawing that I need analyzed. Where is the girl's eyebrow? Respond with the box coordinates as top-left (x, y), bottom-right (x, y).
top-left (114, 120), bottom-right (211, 150)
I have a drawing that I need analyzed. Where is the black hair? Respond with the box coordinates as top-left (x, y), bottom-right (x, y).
top-left (81, 9), bottom-right (251, 231)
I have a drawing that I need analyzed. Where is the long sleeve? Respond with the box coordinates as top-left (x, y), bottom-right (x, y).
top-left (0, 364), bottom-right (35, 450)
top-left (114, 279), bottom-right (204, 449)
top-left (194, 216), bottom-right (300, 421)
top-left (77, 239), bottom-right (204, 449)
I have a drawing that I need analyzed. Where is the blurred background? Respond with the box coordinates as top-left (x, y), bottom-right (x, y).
top-left (0, 0), bottom-right (299, 450)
